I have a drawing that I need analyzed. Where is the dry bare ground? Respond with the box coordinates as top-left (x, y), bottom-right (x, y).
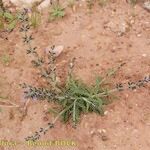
top-left (0, 0), bottom-right (150, 150)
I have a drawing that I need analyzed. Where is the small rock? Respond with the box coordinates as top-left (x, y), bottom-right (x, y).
top-left (98, 129), bottom-right (106, 134)
top-left (102, 129), bottom-right (106, 133)
top-left (104, 111), bottom-right (109, 115)
top-left (9, 0), bottom-right (51, 10)
top-left (105, 20), bottom-right (130, 36)
top-left (45, 45), bottom-right (64, 57)
top-left (142, 54), bottom-right (147, 57)
top-left (137, 34), bottom-right (141, 37)
top-left (101, 135), bottom-right (108, 141)
top-left (38, 0), bottom-right (51, 10)
top-left (130, 19), bottom-right (135, 24)
top-left (143, 1), bottom-right (150, 11)
top-left (52, 45), bottom-right (64, 57)
top-left (43, 104), bottom-right (48, 110)
top-left (73, 5), bottom-right (77, 12)
top-left (56, 76), bottom-right (61, 83)
top-left (90, 129), bottom-right (95, 135)
top-left (118, 22), bottom-right (129, 36)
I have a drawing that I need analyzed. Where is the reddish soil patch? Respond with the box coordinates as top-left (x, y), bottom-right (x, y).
top-left (0, 1), bottom-right (150, 150)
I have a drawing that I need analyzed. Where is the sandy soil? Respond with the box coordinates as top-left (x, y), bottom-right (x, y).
top-left (0, 1), bottom-right (150, 150)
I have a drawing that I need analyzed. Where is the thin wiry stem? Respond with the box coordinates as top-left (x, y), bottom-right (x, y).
top-left (92, 89), bottom-right (118, 98)
top-left (99, 62), bottom-right (126, 85)
top-left (25, 103), bottom-right (74, 141)
top-left (94, 75), bottom-right (150, 98)
top-left (52, 103), bottom-right (74, 124)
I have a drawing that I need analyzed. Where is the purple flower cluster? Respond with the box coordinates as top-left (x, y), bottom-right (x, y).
top-left (116, 75), bottom-right (150, 91)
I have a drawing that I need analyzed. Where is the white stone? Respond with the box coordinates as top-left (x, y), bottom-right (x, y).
top-left (142, 54), bottom-right (147, 57)
top-left (4, 0), bottom-right (51, 9)
top-left (104, 111), bottom-right (108, 115)
top-left (144, 1), bottom-right (150, 11)
top-left (38, 0), bottom-right (51, 10)
top-left (45, 45), bottom-right (64, 57)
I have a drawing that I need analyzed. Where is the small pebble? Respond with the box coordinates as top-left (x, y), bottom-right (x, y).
top-left (104, 111), bottom-right (108, 115)
top-left (137, 34), bottom-right (141, 37)
top-left (142, 54), bottom-right (147, 57)
top-left (90, 129), bottom-right (95, 135)
top-left (43, 105), bottom-right (48, 110)
top-left (101, 135), bottom-right (108, 141)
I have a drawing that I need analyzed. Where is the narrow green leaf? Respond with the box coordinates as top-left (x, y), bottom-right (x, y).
top-left (7, 20), bottom-right (16, 31)
top-left (4, 12), bottom-right (14, 20)
top-left (48, 108), bottom-right (59, 114)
